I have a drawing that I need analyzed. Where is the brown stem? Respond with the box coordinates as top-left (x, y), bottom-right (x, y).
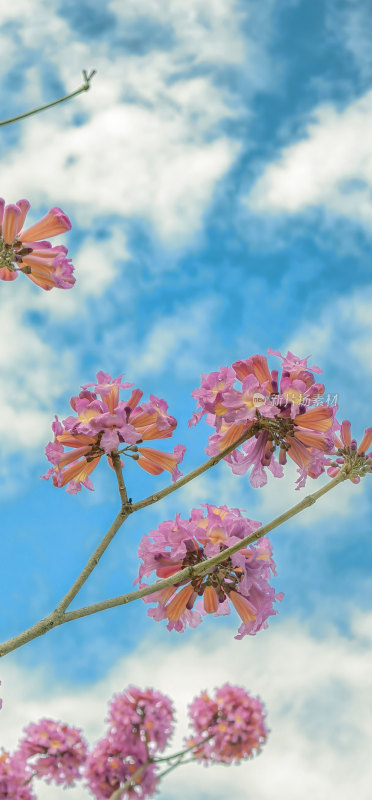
top-left (111, 452), bottom-right (129, 507)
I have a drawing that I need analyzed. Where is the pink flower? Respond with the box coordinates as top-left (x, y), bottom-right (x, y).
top-left (187, 684), bottom-right (268, 763)
top-left (18, 719), bottom-right (87, 786)
top-left (0, 750), bottom-right (35, 799)
top-left (326, 421), bottom-right (372, 483)
top-left (138, 505), bottom-right (283, 638)
top-left (41, 373), bottom-right (185, 493)
top-left (0, 199), bottom-right (75, 290)
top-left (107, 687), bottom-right (174, 755)
top-left (84, 736), bottom-right (157, 800)
top-left (191, 350), bottom-right (337, 489)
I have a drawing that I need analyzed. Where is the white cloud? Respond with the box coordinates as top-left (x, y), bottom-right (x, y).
top-left (123, 295), bottom-right (221, 378)
top-left (247, 89), bottom-right (372, 229)
top-left (0, 0), bottom-right (251, 246)
top-left (0, 283), bottom-right (76, 454)
top-left (1, 613), bottom-right (372, 799)
top-left (288, 284), bottom-right (372, 384)
top-left (326, 0), bottom-right (372, 82)
top-left (1, 106), bottom-right (239, 245)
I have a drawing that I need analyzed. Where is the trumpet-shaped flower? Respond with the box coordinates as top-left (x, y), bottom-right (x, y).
top-left (138, 505), bottom-right (283, 638)
top-left (18, 719), bottom-right (87, 786)
top-left (186, 684), bottom-right (268, 764)
top-left (107, 687), bottom-right (174, 755)
top-left (84, 736), bottom-right (157, 800)
top-left (41, 372), bottom-right (185, 493)
top-left (191, 350), bottom-right (337, 489)
top-left (0, 198), bottom-right (75, 289)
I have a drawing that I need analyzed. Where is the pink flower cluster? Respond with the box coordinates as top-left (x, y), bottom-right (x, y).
top-left (18, 718), bottom-right (87, 786)
top-left (84, 738), bottom-right (157, 800)
top-left (326, 420), bottom-right (372, 483)
top-left (0, 199), bottom-right (75, 290)
top-left (42, 372), bottom-right (186, 493)
top-left (0, 750), bottom-right (35, 800)
top-left (107, 686), bottom-right (174, 755)
top-left (1, 683), bottom-right (268, 798)
top-left (190, 349), bottom-right (338, 488)
top-left (187, 684), bottom-right (268, 764)
top-left (138, 505), bottom-right (283, 638)
top-left (85, 687), bottom-right (174, 800)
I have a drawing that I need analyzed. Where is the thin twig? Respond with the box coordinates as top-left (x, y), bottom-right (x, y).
top-left (128, 424), bottom-right (258, 514)
top-left (0, 70), bottom-right (96, 127)
top-left (54, 506), bottom-right (130, 616)
top-left (153, 734), bottom-right (213, 764)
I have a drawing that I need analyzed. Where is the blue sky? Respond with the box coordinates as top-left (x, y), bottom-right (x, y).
top-left (1, 1), bottom-right (372, 798)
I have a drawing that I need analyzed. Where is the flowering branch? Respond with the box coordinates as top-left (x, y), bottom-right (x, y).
top-left (108, 736), bottom-right (213, 799)
top-left (61, 471), bottom-right (346, 622)
top-left (0, 69), bottom-right (96, 127)
top-left (0, 470), bottom-right (346, 658)
top-left (109, 762), bottom-right (149, 800)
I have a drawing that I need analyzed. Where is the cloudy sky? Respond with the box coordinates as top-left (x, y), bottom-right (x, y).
top-left (0, 0), bottom-right (372, 798)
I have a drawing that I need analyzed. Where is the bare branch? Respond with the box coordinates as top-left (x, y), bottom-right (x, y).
top-left (0, 70), bottom-right (96, 127)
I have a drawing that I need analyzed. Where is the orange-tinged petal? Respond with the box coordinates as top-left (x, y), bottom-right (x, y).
top-left (2, 204), bottom-right (21, 244)
top-left (139, 424), bottom-right (174, 441)
top-left (56, 432), bottom-right (97, 446)
top-left (0, 267), bottom-right (18, 281)
top-left (229, 591), bottom-right (256, 623)
top-left (286, 436), bottom-right (312, 468)
top-left (19, 207), bottom-right (71, 242)
top-left (217, 423), bottom-right (248, 451)
top-left (358, 428), bottom-right (372, 454)
top-left (294, 406), bottom-right (333, 432)
top-left (58, 457), bottom-right (98, 487)
top-left (204, 586), bottom-right (219, 614)
top-left (55, 445), bottom-right (92, 469)
top-left (166, 584), bottom-right (194, 621)
top-left (137, 447), bottom-right (179, 473)
top-left (137, 457), bottom-right (163, 476)
top-left (294, 428), bottom-right (330, 450)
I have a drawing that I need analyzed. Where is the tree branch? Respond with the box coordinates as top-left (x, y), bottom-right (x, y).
top-left (0, 471), bottom-right (346, 657)
top-left (128, 424), bottom-right (258, 514)
top-left (0, 70), bottom-right (96, 127)
top-left (61, 471), bottom-right (347, 623)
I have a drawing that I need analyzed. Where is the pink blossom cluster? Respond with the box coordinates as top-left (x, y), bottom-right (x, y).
top-left (0, 750), bottom-right (35, 800)
top-left (85, 687), bottom-right (173, 800)
top-left (107, 686), bottom-right (174, 755)
top-left (187, 684), bottom-right (268, 764)
top-left (326, 420), bottom-right (372, 483)
top-left (84, 738), bottom-right (158, 800)
top-left (138, 504), bottom-right (283, 638)
top-left (18, 718), bottom-right (87, 786)
top-left (0, 199), bottom-right (75, 290)
top-left (42, 371), bottom-right (186, 493)
top-left (190, 349), bottom-right (338, 488)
